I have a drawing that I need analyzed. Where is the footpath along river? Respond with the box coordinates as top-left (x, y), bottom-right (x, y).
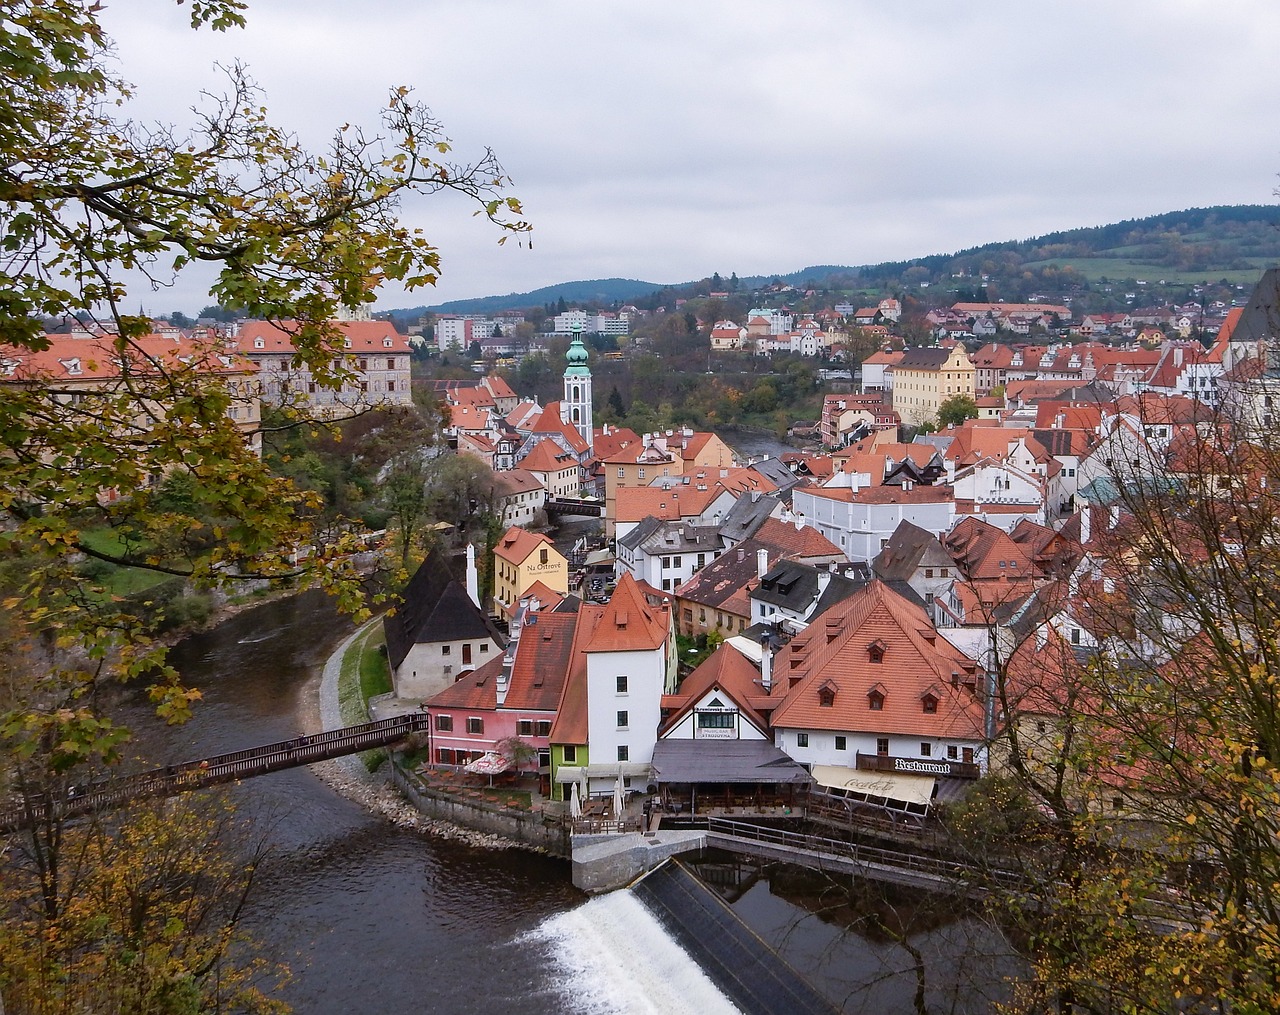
top-left (110, 591), bottom-right (1013, 1014)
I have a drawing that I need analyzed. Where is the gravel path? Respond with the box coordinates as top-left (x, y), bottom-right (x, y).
top-left (298, 619), bottom-right (525, 850)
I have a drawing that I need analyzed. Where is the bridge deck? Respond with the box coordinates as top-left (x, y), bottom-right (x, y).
top-left (1, 714), bottom-right (428, 833)
top-left (702, 817), bottom-right (1025, 897)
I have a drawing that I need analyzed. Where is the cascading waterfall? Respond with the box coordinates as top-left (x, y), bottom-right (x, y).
top-left (527, 891), bottom-right (743, 1015)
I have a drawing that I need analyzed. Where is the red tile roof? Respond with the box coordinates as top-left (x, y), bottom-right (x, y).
top-left (234, 319), bottom-right (410, 354)
top-left (580, 573), bottom-right (669, 653)
top-left (752, 517), bottom-right (843, 559)
top-left (503, 611), bottom-right (578, 712)
top-left (494, 525), bottom-right (557, 565)
top-left (660, 644), bottom-right (768, 734)
top-left (768, 581), bottom-right (983, 739)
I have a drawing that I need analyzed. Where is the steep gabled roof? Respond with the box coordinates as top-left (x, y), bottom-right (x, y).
top-left (872, 521), bottom-right (952, 580)
top-left (942, 517), bottom-right (1034, 580)
top-left (383, 550), bottom-right (502, 671)
top-left (580, 573), bottom-right (669, 653)
top-left (520, 438), bottom-right (577, 473)
top-left (768, 580), bottom-right (982, 739)
top-left (660, 645), bottom-right (769, 734)
top-left (503, 611), bottom-right (578, 712)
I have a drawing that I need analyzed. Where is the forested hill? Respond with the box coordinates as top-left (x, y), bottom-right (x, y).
top-left (403, 277), bottom-right (668, 316)
top-left (844, 204), bottom-right (1280, 287)
top-left (397, 205), bottom-right (1280, 316)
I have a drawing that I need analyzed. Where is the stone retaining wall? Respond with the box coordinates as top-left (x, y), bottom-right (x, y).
top-left (390, 764), bottom-right (572, 858)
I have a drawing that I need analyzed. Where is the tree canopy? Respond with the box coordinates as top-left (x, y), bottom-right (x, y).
top-left (0, 2), bottom-right (527, 1008)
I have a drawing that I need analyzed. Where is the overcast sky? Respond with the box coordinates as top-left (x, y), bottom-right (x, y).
top-left (107, 1), bottom-right (1280, 315)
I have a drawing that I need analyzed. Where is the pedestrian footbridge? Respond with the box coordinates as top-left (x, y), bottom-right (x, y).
top-left (0, 714), bottom-right (428, 834)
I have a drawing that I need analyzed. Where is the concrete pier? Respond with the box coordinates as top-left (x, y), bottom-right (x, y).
top-left (570, 831), bottom-right (707, 892)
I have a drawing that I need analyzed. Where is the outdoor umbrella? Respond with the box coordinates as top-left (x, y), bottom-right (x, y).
top-left (464, 750), bottom-right (510, 787)
top-left (612, 767), bottom-right (625, 825)
top-left (569, 779), bottom-right (582, 822)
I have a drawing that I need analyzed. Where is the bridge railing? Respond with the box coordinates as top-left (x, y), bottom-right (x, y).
top-left (704, 817), bottom-right (1026, 889)
top-left (0, 714), bottom-right (429, 834)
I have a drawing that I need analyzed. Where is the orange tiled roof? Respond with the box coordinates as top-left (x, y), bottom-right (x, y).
top-left (5, 334), bottom-right (253, 381)
top-left (660, 645), bottom-right (768, 734)
top-left (234, 319), bottom-right (409, 354)
top-left (503, 611), bottom-right (577, 712)
top-left (768, 581), bottom-right (983, 739)
top-left (520, 439), bottom-right (577, 473)
top-left (580, 573), bottom-right (669, 653)
top-left (493, 525), bottom-right (557, 565)
top-left (753, 517), bottom-right (843, 559)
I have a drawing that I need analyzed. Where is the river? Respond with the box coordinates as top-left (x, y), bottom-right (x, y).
top-left (111, 592), bottom-right (1013, 1014)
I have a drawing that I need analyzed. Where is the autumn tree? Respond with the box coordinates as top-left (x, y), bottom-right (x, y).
top-left (957, 397), bottom-right (1280, 1012)
top-left (0, 1), bottom-right (526, 1010)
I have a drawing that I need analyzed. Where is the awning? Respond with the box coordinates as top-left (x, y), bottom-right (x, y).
top-left (811, 765), bottom-right (935, 807)
top-left (651, 739), bottom-right (812, 785)
top-left (554, 766), bottom-right (586, 784)
top-left (583, 761), bottom-right (653, 780)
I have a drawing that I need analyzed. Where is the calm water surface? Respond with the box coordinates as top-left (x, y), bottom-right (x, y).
top-left (115, 592), bottom-right (582, 1015)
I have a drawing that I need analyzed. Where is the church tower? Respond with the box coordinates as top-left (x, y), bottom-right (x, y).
top-left (562, 322), bottom-right (594, 450)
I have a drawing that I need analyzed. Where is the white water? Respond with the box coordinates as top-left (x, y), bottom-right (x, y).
top-left (527, 891), bottom-right (744, 1015)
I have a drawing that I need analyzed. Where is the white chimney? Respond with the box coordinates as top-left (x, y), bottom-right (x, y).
top-left (756, 548), bottom-right (769, 580)
top-left (465, 543), bottom-right (480, 608)
top-left (1079, 506), bottom-right (1091, 545)
top-left (760, 638), bottom-right (773, 692)
top-left (816, 570), bottom-right (831, 597)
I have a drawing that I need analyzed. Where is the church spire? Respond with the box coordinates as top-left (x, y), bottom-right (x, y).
top-left (562, 321), bottom-right (593, 450)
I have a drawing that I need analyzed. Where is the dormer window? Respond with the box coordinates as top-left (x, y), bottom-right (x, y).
top-left (817, 683), bottom-right (836, 708)
top-left (383, 337), bottom-right (393, 347)
top-left (922, 694), bottom-right (938, 714)
top-left (867, 639), bottom-right (886, 664)
top-left (868, 690), bottom-right (884, 711)
top-left (254, 337), bottom-right (265, 349)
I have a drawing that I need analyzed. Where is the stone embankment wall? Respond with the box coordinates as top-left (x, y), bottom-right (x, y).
top-left (390, 764), bottom-right (572, 858)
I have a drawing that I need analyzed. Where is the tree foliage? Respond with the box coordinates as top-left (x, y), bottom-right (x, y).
top-left (962, 408), bottom-right (1280, 1013)
top-left (937, 393), bottom-right (979, 427)
top-left (0, 3), bottom-right (525, 1009)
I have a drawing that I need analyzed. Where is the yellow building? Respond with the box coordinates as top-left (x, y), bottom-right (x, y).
top-left (492, 526), bottom-right (569, 617)
top-left (890, 346), bottom-right (976, 427)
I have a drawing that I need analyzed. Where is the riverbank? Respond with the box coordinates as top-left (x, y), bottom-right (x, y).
top-left (297, 616), bottom-right (531, 852)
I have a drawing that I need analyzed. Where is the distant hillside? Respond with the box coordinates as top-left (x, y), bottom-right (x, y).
top-left (387, 205), bottom-right (1280, 318)
top-left (391, 277), bottom-right (667, 319)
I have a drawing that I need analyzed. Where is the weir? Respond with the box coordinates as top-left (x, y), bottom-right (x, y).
top-left (630, 859), bottom-right (839, 1015)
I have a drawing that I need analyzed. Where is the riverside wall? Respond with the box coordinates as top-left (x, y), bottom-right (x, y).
top-left (389, 763), bottom-right (573, 858)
